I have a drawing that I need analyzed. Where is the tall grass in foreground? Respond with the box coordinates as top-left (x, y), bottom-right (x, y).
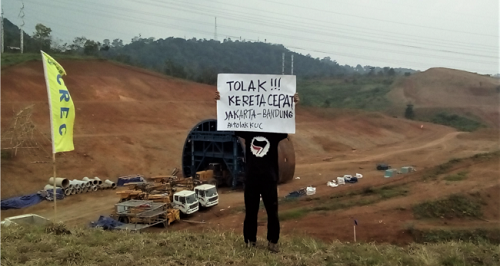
top-left (1, 223), bottom-right (499, 266)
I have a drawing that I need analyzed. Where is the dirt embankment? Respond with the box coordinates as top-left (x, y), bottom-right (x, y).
top-left (1, 60), bottom-right (498, 245)
top-left (387, 67), bottom-right (500, 127)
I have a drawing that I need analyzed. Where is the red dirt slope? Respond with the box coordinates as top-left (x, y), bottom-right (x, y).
top-left (387, 67), bottom-right (500, 127)
top-left (0, 59), bottom-right (455, 198)
top-left (1, 60), bottom-right (498, 239)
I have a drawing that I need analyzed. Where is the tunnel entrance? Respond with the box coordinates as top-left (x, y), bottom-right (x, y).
top-left (181, 119), bottom-right (245, 188)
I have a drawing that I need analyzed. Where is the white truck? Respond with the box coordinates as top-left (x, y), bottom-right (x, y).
top-left (171, 190), bottom-right (199, 215)
top-left (194, 184), bottom-right (219, 208)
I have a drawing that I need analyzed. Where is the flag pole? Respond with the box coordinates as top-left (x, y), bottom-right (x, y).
top-left (41, 50), bottom-right (75, 223)
top-left (52, 152), bottom-right (57, 221)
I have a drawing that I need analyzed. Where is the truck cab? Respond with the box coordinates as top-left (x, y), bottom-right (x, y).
top-left (171, 190), bottom-right (199, 215)
top-left (194, 184), bottom-right (219, 208)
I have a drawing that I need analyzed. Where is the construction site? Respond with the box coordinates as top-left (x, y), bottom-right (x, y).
top-left (1, 59), bottom-right (499, 244)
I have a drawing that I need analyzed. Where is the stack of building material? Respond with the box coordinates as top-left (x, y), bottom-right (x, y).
top-left (44, 176), bottom-right (117, 196)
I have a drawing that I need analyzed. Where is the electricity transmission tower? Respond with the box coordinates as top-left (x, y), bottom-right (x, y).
top-left (18, 1), bottom-right (25, 53)
top-left (1, 7), bottom-right (4, 53)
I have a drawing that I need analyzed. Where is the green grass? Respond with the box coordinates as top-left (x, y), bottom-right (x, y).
top-left (2, 223), bottom-right (500, 266)
top-left (278, 208), bottom-right (310, 221)
top-left (429, 112), bottom-right (485, 132)
top-left (422, 151), bottom-right (500, 181)
top-left (412, 194), bottom-right (483, 219)
top-left (1, 53), bottom-right (99, 68)
top-left (297, 76), bottom-right (396, 111)
top-left (471, 150), bottom-right (500, 161)
top-left (263, 151), bottom-right (500, 222)
top-left (444, 171), bottom-right (468, 181)
top-left (423, 157), bottom-right (463, 180)
top-left (276, 185), bottom-right (409, 221)
top-left (411, 228), bottom-right (500, 244)
top-left (374, 185), bottom-right (409, 199)
top-left (1, 149), bottom-right (13, 160)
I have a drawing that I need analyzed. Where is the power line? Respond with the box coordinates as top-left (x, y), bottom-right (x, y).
top-left (259, 0), bottom-right (497, 37)
top-left (14, 0), bottom-right (498, 73)
top-left (363, 0), bottom-right (498, 20)
top-left (34, 0), bottom-right (497, 59)
top-left (283, 0), bottom-right (496, 23)
top-left (148, 0), bottom-right (497, 51)
top-left (26, 7), bottom-right (496, 73)
top-left (26, 0), bottom-right (497, 55)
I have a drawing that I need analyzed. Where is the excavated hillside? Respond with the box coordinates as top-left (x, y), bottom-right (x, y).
top-left (0, 59), bottom-right (448, 197)
top-left (387, 67), bottom-right (500, 127)
top-left (1, 60), bottom-right (498, 231)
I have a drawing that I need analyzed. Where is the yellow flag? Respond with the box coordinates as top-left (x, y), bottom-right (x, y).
top-left (41, 51), bottom-right (75, 153)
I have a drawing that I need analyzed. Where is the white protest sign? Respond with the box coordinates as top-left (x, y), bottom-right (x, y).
top-left (217, 73), bottom-right (296, 134)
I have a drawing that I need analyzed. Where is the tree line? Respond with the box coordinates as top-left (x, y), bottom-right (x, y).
top-left (2, 19), bottom-right (417, 84)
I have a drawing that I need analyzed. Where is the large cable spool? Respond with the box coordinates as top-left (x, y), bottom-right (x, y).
top-left (277, 137), bottom-right (295, 183)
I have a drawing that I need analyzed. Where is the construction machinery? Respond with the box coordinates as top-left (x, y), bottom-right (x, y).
top-left (153, 175), bottom-right (218, 210)
top-left (115, 174), bottom-right (221, 215)
top-left (194, 184), bottom-right (219, 208)
top-left (110, 200), bottom-right (180, 231)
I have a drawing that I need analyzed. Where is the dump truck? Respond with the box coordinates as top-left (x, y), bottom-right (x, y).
top-left (171, 190), bottom-right (199, 215)
top-left (110, 200), bottom-right (180, 231)
top-left (194, 184), bottom-right (219, 208)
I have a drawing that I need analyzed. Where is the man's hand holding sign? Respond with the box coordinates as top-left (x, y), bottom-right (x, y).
top-left (215, 74), bottom-right (299, 254)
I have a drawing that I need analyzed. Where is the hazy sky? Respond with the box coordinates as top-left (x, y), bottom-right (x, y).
top-left (3, 0), bottom-right (499, 74)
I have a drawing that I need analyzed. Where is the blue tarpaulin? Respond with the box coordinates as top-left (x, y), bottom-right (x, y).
top-left (42, 188), bottom-right (65, 201)
top-left (1, 193), bottom-right (44, 210)
top-left (117, 175), bottom-right (145, 186)
top-left (284, 189), bottom-right (306, 199)
top-left (90, 215), bottom-right (124, 230)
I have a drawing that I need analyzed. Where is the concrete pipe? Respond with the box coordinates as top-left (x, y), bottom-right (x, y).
top-left (85, 181), bottom-right (92, 188)
top-left (44, 184), bottom-right (57, 191)
top-left (70, 188), bottom-right (77, 195)
top-left (48, 177), bottom-right (70, 189)
top-left (105, 179), bottom-right (116, 189)
top-left (83, 180), bottom-right (92, 188)
top-left (64, 188), bottom-right (72, 196)
top-left (72, 179), bottom-right (89, 188)
top-left (83, 177), bottom-right (98, 185)
top-left (94, 177), bottom-right (103, 185)
top-left (69, 181), bottom-right (81, 189)
top-left (91, 185), bottom-right (98, 192)
top-left (82, 186), bottom-right (89, 193)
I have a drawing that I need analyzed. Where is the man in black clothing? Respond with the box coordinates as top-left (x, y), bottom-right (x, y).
top-left (215, 91), bottom-right (299, 253)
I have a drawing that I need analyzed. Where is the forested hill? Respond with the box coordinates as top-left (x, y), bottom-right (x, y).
top-left (2, 18), bottom-right (37, 52)
top-left (106, 37), bottom-right (417, 84)
top-left (102, 37), bottom-right (361, 84)
top-left (3, 19), bottom-right (417, 84)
